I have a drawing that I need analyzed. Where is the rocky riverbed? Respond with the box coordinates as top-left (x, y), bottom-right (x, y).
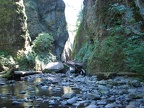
top-left (0, 73), bottom-right (144, 108)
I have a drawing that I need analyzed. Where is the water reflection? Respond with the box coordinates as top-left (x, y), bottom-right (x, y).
top-left (0, 77), bottom-right (80, 108)
top-left (63, 86), bottom-right (73, 94)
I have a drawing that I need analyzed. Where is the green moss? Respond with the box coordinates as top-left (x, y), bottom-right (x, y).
top-left (0, 1), bottom-right (16, 26)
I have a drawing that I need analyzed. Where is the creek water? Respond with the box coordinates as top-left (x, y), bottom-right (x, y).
top-left (0, 76), bottom-right (80, 108)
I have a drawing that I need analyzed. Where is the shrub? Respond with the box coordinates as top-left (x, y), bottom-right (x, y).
top-left (32, 32), bottom-right (54, 53)
top-left (16, 50), bottom-right (36, 70)
top-left (125, 40), bottom-right (144, 74)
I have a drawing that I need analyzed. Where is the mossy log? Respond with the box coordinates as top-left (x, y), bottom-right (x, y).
top-left (8, 70), bottom-right (42, 80)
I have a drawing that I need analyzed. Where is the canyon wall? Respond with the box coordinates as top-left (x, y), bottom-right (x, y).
top-left (23, 0), bottom-right (69, 60)
top-left (72, 0), bottom-right (144, 74)
top-left (0, 0), bottom-right (30, 56)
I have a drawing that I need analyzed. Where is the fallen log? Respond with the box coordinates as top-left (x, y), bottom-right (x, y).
top-left (8, 70), bottom-right (42, 80)
top-left (14, 71), bottom-right (42, 75)
top-left (65, 60), bottom-right (86, 75)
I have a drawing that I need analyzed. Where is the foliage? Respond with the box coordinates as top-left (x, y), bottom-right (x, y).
top-left (32, 32), bottom-right (54, 54)
top-left (16, 50), bottom-right (36, 70)
top-left (125, 39), bottom-right (144, 74)
top-left (0, 55), bottom-right (16, 69)
top-left (0, 0), bottom-right (16, 26)
top-left (110, 3), bottom-right (126, 14)
top-left (75, 9), bottom-right (83, 31)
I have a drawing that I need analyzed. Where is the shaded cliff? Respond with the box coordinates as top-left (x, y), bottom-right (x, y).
top-left (72, 0), bottom-right (144, 74)
top-left (23, 0), bottom-right (69, 60)
top-left (0, 0), bottom-right (30, 56)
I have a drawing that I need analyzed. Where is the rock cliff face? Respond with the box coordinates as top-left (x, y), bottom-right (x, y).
top-left (72, 0), bottom-right (144, 74)
top-left (23, 0), bottom-right (69, 60)
top-left (0, 0), bottom-right (30, 56)
top-left (0, 0), bottom-right (68, 61)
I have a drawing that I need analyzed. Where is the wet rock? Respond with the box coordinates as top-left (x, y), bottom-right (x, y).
top-left (12, 101), bottom-right (22, 105)
top-left (67, 97), bottom-right (77, 104)
top-left (0, 82), bottom-right (5, 85)
top-left (107, 96), bottom-right (115, 102)
top-left (73, 100), bottom-right (86, 106)
top-left (86, 105), bottom-right (98, 108)
top-left (97, 100), bottom-right (107, 105)
top-left (44, 62), bottom-right (64, 72)
top-left (126, 105), bottom-right (136, 108)
top-left (131, 80), bottom-right (141, 87)
top-left (41, 85), bottom-right (49, 90)
top-left (20, 90), bottom-right (26, 94)
top-left (85, 93), bottom-right (101, 100)
top-left (62, 92), bottom-right (75, 99)
top-left (105, 103), bottom-right (116, 108)
top-left (36, 98), bottom-right (43, 101)
top-left (49, 100), bottom-right (55, 105)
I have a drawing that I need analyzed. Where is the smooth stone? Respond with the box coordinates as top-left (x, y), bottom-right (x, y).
top-left (41, 85), bottom-right (49, 90)
top-left (97, 80), bottom-right (107, 85)
top-left (97, 100), bottom-right (107, 105)
top-left (105, 103), bottom-right (116, 108)
top-left (73, 100), bottom-right (86, 106)
top-left (49, 100), bottom-right (55, 105)
top-left (126, 105), bottom-right (136, 108)
top-left (12, 101), bottom-right (22, 105)
top-left (36, 98), bottom-right (43, 101)
top-left (0, 82), bottom-right (5, 85)
top-left (62, 92), bottom-right (75, 99)
top-left (131, 80), bottom-right (141, 87)
top-left (85, 104), bottom-right (98, 108)
top-left (67, 97), bottom-right (77, 104)
top-left (97, 85), bottom-right (108, 90)
top-left (27, 105), bottom-right (33, 108)
top-left (20, 91), bottom-right (26, 94)
top-left (85, 93), bottom-right (101, 100)
top-left (107, 96), bottom-right (115, 102)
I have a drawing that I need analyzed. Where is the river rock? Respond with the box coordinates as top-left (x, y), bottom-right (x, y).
top-left (97, 100), bottom-right (107, 105)
top-left (41, 85), bottom-right (49, 90)
top-left (86, 105), bottom-right (98, 108)
top-left (44, 62), bottom-right (64, 72)
top-left (126, 105), bottom-right (136, 108)
top-left (20, 91), bottom-right (26, 94)
top-left (62, 92), bottom-right (75, 99)
top-left (105, 103), bottom-right (116, 108)
top-left (12, 101), bottom-right (22, 105)
top-left (49, 100), bottom-right (55, 105)
top-left (67, 97), bottom-right (77, 104)
top-left (36, 98), bottom-right (43, 101)
top-left (0, 82), bottom-right (5, 86)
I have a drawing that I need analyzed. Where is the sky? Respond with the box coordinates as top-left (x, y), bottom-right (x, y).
top-left (63, 0), bottom-right (83, 26)
top-left (63, 0), bottom-right (83, 43)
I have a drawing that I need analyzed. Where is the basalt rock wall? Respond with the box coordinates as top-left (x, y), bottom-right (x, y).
top-left (0, 0), bottom-right (30, 56)
top-left (72, 0), bottom-right (144, 74)
top-left (23, 0), bottom-right (69, 60)
top-left (0, 0), bottom-right (69, 61)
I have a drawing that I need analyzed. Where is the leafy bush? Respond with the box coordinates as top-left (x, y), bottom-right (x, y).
top-left (16, 50), bottom-right (36, 70)
top-left (32, 32), bottom-right (54, 53)
top-left (125, 40), bottom-right (144, 74)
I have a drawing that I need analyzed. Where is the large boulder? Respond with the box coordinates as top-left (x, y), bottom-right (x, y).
top-left (44, 62), bottom-right (64, 72)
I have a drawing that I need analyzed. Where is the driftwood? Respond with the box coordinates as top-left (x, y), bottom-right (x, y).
top-left (65, 60), bottom-right (86, 75)
top-left (14, 71), bottom-right (42, 75)
top-left (8, 70), bottom-right (42, 80)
